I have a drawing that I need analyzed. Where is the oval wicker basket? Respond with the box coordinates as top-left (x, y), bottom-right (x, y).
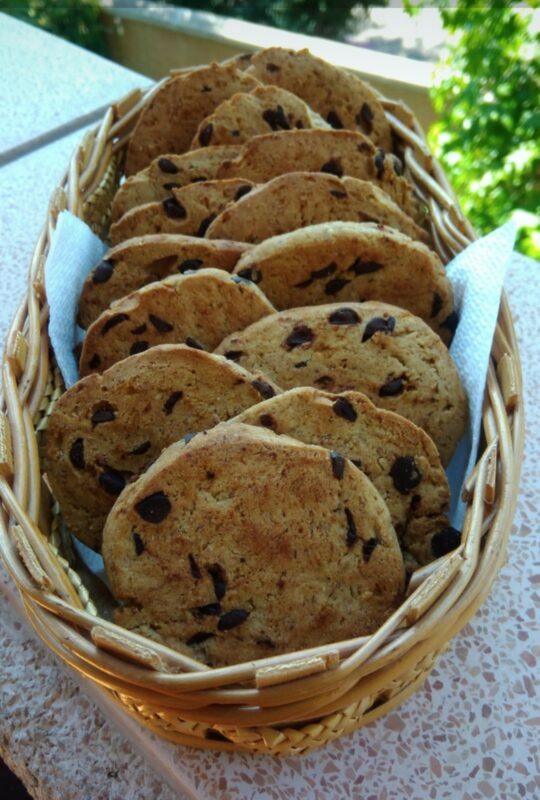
top-left (0, 79), bottom-right (524, 757)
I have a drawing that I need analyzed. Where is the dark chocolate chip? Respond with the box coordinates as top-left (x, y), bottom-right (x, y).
top-left (328, 307), bottom-right (360, 325)
top-left (91, 404), bottom-right (115, 427)
top-left (330, 190), bottom-right (347, 199)
top-left (389, 456), bottom-right (422, 494)
top-left (345, 508), bottom-right (357, 547)
top-left (362, 316), bottom-right (396, 342)
top-left (188, 553), bottom-right (202, 579)
top-left (379, 377), bottom-right (404, 397)
top-left (294, 262), bottom-right (336, 289)
top-left (201, 84), bottom-right (212, 92)
top-left (183, 432), bottom-right (198, 444)
top-left (131, 323), bottom-right (147, 335)
top-left (351, 458), bottom-right (363, 469)
top-left (89, 353), bottom-right (101, 370)
top-left (205, 729), bottom-right (230, 742)
top-left (431, 526), bottom-right (461, 558)
top-left (231, 129), bottom-right (241, 137)
top-left (199, 123), bottom-right (214, 146)
top-left (217, 608), bottom-right (249, 631)
top-left (224, 350), bottom-right (244, 361)
top-left (294, 360), bottom-right (308, 368)
top-left (348, 257), bottom-right (383, 275)
top-left (374, 148), bottom-right (386, 179)
top-left (326, 110), bottom-right (343, 129)
top-left (179, 258), bottom-right (203, 273)
top-left (128, 441), bottom-right (151, 456)
top-left (92, 259), bottom-right (114, 284)
top-left (431, 292), bottom-right (443, 318)
top-left (135, 491), bottom-right (171, 523)
top-left (333, 397), bottom-right (358, 422)
top-left (187, 632), bottom-right (215, 645)
top-left (262, 105), bottom-right (291, 131)
top-left (441, 311), bottom-right (459, 339)
top-left (99, 469), bottom-right (126, 496)
top-left (314, 375), bottom-right (333, 387)
top-left (149, 314), bottom-right (174, 332)
top-left (197, 214), bottom-right (216, 237)
top-left (163, 182), bottom-right (181, 191)
top-left (320, 158), bottom-right (343, 178)
top-left (237, 267), bottom-right (261, 284)
top-left (163, 391), bottom-right (183, 415)
top-left (208, 564), bottom-right (227, 600)
top-left (158, 157), bottom-right (179, 174)
top-left (133, 532), bottom-right (145, 555)
top-left (259, 413), bottom-right (275, 428)
top-left (193, 602), bottom-right (221, 618)
top-left (130, 341), bottom-right (149, 355)
top-left (295, 120), bottom-right (304, 129)
top-left (410, 494), bottom-right (422, 510)
top-left (185, 336), bottom-right (205, 350)
top-left (69, 438), bottom-right (85, 470)
top-left (252, 380), bottom-right (275, 399)
top-left (101, 313), bottom-right (129, 335)
top-left (356, 102), bottom-right (374, 134)
top-left (362, 537), bottom-right (379, 562)
top-left (256, 637), bottom-right (276, 648)
top-left (162, 197), bottom-right (186, 219)
top-left (234, 184), bottom-right (252, 201)
top-left (325, 277), bottom-right (350, 295)
top-left (266, 62), bottom-right (280, 72)
top-left (284, 324), bottom-right (314, 350)
top-left (330, 451), bottom-right (345, 479)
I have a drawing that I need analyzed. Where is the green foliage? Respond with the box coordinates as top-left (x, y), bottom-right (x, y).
top-left (1, 0), bottom-right (107, 55)
top-left (168, 0), bottom-right (386, 41)
top-left (406, 0), bottom-right (540, 258)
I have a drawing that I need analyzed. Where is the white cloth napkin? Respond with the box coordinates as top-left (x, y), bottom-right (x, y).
top-left (44, 211), bottom-right (516, 536)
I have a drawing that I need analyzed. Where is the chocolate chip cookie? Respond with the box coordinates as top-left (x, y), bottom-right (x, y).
top-left (125, 63), bottom-right (260, 175)
top-left (79, 268), bottom-right (275, 376)
top-left (229, 221), bottom-right (453, 342)
top-left (206, 172), bottom-right (428, 244)
top-left (109, 179), bottom-right (255, 246)
top-left (215, 302), bottom-right (467, 464)
top-left (243, 47), bottom-right (392, 151)
top-left (79, 235), bottom-right (251, 329)
top-left (102, 422), bottom-right (405, 666)
top-left (233, 387), bottom-right (452, 566)
top-left (112, 146), bottom-right (241, 223)
top-left (46, 346), bottom-right (280, 550)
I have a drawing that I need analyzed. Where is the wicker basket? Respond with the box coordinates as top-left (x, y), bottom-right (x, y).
top-left (0, 80), bottom-right (524, 757)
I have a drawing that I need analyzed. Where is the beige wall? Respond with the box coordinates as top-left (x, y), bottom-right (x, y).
top-left (103, 12), bottom-right (436, 132)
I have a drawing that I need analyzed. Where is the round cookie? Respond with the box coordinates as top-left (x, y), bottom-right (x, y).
top-left (103, 422), bottom-right (405, 667)
top-left (233, 387), bottom-right (453, 567)
top-left (206, 172), bottom-right (428, 244)
top-left (215, 302), bottom-right (467, 465)
top-left (79, 235), bottom-right (251, 329)
top-left (109, 179), bottom-right (255, 246)
top-left (230, 221), bottom-right (454, 343)
top-left (190, 84), bottom-right (329, 150)
top-left (111, 146), bottom-right (242, 223)
top-left (216, 129), bottom-right (425, 224)
top-left (243, 47), bottom-right (393, 151)
top-left (46, 346), bottom-right (280, 550)
top-left (124, 62), bottom-right (260, 175)
top-left (79, 269), bottom-right (276, 376)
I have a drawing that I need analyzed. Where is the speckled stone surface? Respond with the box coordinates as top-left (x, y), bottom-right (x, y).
top-left (0, 14), bottom-right (149, 157)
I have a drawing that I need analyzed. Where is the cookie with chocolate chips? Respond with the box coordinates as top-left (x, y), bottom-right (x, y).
top-left (111, 146), bottom-right (242, 223)
top-left (216, 129), bottom-right (425, 224)
top-left (79, 234), bottom-right (251, 329)
top-left (228, 221), bottom-right (453, 342)
top-left (109, 179), bottom-right (255, 246)
top-left (242, 47), bottom-right (392, 151)
top-left (102, 422), bottom-right (404, 666)
top-left (190, 84), bottom-right (329, 150)
top-left (124, 62), bottom-right (260, 175)
top-left (215, 302), bottom-right (467, 464)
top-left (206, 172), bottom-right (428, 244)
top-left (79, 268), bottom-right (275, 376)
top-left (233, 387), bottom-right (452, 566)
top-left (46, 346), bottom-right (280, 550)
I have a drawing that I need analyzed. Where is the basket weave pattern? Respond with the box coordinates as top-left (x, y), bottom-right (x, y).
top-left (0, 83), bottom-right (524, 756)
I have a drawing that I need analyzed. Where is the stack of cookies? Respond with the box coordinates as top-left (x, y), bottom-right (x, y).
top-left (46, 48), bottom-right (468, 668)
